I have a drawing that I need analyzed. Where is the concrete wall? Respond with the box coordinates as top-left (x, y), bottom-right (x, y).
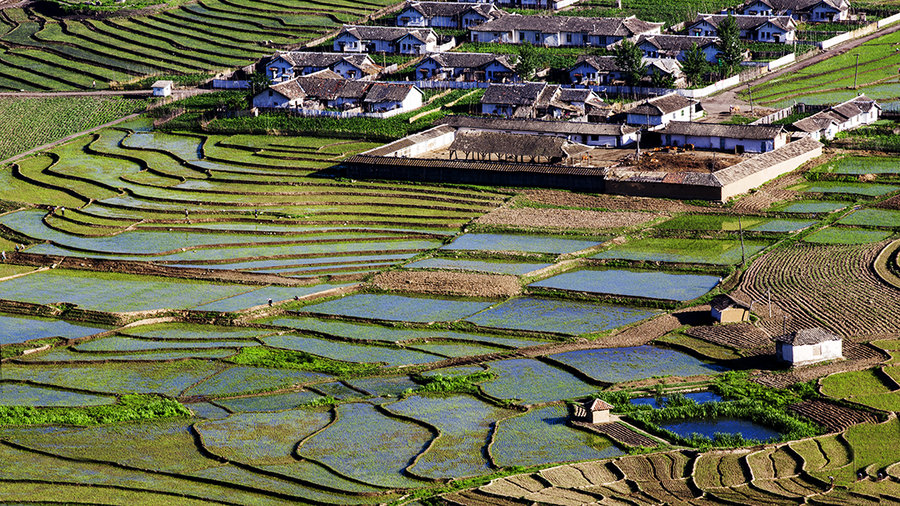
top-left (719, 142), bottom-right (822, 200)
top-left (778, 340), bottom-right (842, 365)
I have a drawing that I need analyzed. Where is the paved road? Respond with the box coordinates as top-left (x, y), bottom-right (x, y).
top-left (700, 20), bottom-right (900, 118)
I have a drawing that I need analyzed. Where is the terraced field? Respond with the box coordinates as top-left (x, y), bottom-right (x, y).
top-left (0, 0), bottom-right (397, 90)
top-left (739, 242), bottom-right (900, 337)
top-left (742, 29), bottom-right (900, 107)
top-left (458, 418), bottom-right (900, 505)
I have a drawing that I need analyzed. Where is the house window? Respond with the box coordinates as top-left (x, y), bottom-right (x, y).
top-left (566, 33), bottom-right (572, 43)
top-left (761, 141), bottom-right (766, 151)
top-left (812, 344), bottom-right (822, 356)
top-left (268, 90), bottom-right (273, 97)
top-left (535, 33), bottom-right (540, 42)
top-left (681, 109), bottom-right (685, 117)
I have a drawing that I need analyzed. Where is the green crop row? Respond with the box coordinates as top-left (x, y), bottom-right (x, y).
top-left (0, 394), bottom-right (190, 426)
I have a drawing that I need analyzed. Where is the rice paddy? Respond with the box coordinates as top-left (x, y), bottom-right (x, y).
top-left (548, 346), bottom-right (728, 383)
top-left (529, 269), bottom-right (721, 301)
top-left (592, 238), bottom-right (770, 265)
top-left (466, 297), bottom-right (661, 335)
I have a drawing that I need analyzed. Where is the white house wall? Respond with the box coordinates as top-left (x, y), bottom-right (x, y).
top-left (252, 90), bottom-right (297, 108)
top-left (267, 59), bottom-right (295, 82)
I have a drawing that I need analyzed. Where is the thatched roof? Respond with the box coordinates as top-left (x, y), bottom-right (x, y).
top-left (449, 130), bottom-right (588, 159)
top-left (710, 294), bottom-right (750, 311)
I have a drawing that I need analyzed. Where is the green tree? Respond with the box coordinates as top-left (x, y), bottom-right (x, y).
top-left (716, 15), bottom-right (745, 76)
top-left (613, 39), bottom-right (646, 85)
top-left (248, 72), bottom-right (270, 97)
top-left (650, 71), bottom-right (676, 88)
top-left (681, 43), bottom-right (710, 86)
top-left (514, 42), bottom-right (541, 81)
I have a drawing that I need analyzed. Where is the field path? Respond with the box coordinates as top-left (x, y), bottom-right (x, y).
top-left (701, 21), bottom-right (900, 117)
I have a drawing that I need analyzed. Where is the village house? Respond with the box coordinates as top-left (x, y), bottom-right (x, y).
top-left (469, 14), bottom-right (662, 48)
top-left (568, 55), bottom-right (626, 84)
top-left (774, 327), bottom-right (843, 366)
top-left (635, 34), bottom-right (720, 62)
top-left (396, 1), bottom-right (504, 29)
top-left (455, 0), bottom-right (585, 9)
top-left (572, 399), bottom-right (614, 424)
top-left (151, 80), bottom-right (174, 97)
top-left (794, 95), bottom-right (880, 140)
top-left (644, 58), bottom-right (685, 86)
top-left (626, 94), bottom-right (703, 127)
top-left (567, 55), bottom-right (682, 85)
top-left (264, 52), bottom-right (381, 82)
top-left (480, 82), bottom-right (604, 119)
top-left (688, 14), bottom-right (797, 43)
top-left (252, 76), bottom-right (423, 114)
top-left (333, 25), bottom-right (450, 54)
top-left (710, 294), bottom-right (752, 323)
top-left (415, 52), bottom-right (518, 81)
top-left (443, 115), bottom-right (640, 147)
top-left (739, 0), bottom-right (851, 21)
top-left (657, 122), bottom-right (789, 153)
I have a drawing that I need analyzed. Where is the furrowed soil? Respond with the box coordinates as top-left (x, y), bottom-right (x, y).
top-left (475, 206), bottom-right (658, 230)
top-left (370, 270), bottom-right (521, 298)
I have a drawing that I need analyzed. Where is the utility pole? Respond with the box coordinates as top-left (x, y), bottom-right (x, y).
top-left (738, 215), bottom-right (746, 267)
top-left (747, 85), bottom-right (754, 114)
top-left (854, 53), bottom-right (860, 89)
top-left (767, 287), bottom-right (772, 318)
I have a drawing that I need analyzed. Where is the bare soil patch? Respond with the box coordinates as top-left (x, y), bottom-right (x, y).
top-left (517, 189), bottom-right (721, 213)
top-left (686, 323), bottom-right (773, 354)
top-left (370, 270), bottom-right (520, 298)
top-left (475, 206), bottom-right (658, 230)
top-left (626, 151), bottom-right (744, 173)
top-left (876, 194), bottom-right (900, 210)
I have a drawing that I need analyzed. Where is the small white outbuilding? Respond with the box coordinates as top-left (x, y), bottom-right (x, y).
top-left (572, 398), bottom-right (614, 424)
top-left (774, 327), bottom-right (842, 367)
top-left (151, 80), bottom-right (175, 97)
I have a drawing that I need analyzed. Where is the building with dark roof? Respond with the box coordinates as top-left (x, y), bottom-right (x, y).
top-left (251, 77), bottom-right (423, 114)
top-left (658, 122), bottom-right (789, 153)
top-left (572, 398), bottom-right (614, 424)
top-left (443, 115), bottom-right (639, 147)
top-left (415, 52), bottom-right (517, 82)
top-left (333, 25), bottom-right (446, 54)
top-left (794, 95), bottom-right (881, 141)
top-left (710, 294), bottom-right (752, 323)
top-left (396, 1), bottom-right (504, 29)
top-left (774, 327), bottom-right (843, 366)
top-left (740, 0), bottom-right (850, 21)
top-left (568, 55), bottom-right (626, 84)
top-left (626, 94), bottom-right (703, 127)
top-left (481, 82), bottom-right (603, 119)
top-left (470, 14), bottom-right (662, 48)
top-left (264, 52), bottom-right (381, 83)
top-left (688, 14), bottom-right (796, 43)
top-left (636, 34), bottom-right (720, 62)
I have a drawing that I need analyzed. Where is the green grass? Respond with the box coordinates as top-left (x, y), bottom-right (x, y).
top-left (742, 29), bottom-right (900, 106)
top-left (228, 346), bottom-right (382, 377)
top-left (0, 394), bottom-right (189, 426)
top-left (655, 214), bottom-right (766, 231)
top-left (804, 227), bottom-right (893, 244)
top-left (821, 369), bottom-right (894, 398)
top-left (838, 209), bottom-right (900, 228)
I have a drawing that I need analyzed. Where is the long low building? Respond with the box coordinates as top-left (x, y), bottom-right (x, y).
top-left (657, 122), bottom-right (789, 153)
top-left (342, 123), bottom-right (824, 201)
top-left (443, 115), bottom-right (639, 147)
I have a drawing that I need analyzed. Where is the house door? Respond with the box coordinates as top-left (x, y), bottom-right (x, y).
top-left (773, 34), bottom-right (780, 42)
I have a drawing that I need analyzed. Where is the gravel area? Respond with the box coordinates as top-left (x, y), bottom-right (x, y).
top-left (370, 270), bottom-right (521, 298)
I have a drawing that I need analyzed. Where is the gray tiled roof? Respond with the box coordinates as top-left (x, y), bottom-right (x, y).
top-left (691, 14), bottom-right (796, 31)
top-left (472, 14), bottom-right (662, 37)
top-left (572, 55), bottom-right (620, 72)
top-left (403, 1), bottom-right (502, 20)
top-left (481, 82), bottom-right (550, 105)
top-left (659, 121), bottom-right (786, 140)
top-left (710, 294), bottom-right (751, 311)
top-left (422, 52), bottom-right (514, 71)
top-left (628, 94), bottom-right (697, 116)
top-left (362, 83), bottom-right (417, 103)
top-left (713, 137), bottom-right (822, 186)
top-left (272, 52), bottom-right (380, 75)
top-left (637, 34), bottom-right (719, 51)
top-left (340, 25), bottom-right (435, 43)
